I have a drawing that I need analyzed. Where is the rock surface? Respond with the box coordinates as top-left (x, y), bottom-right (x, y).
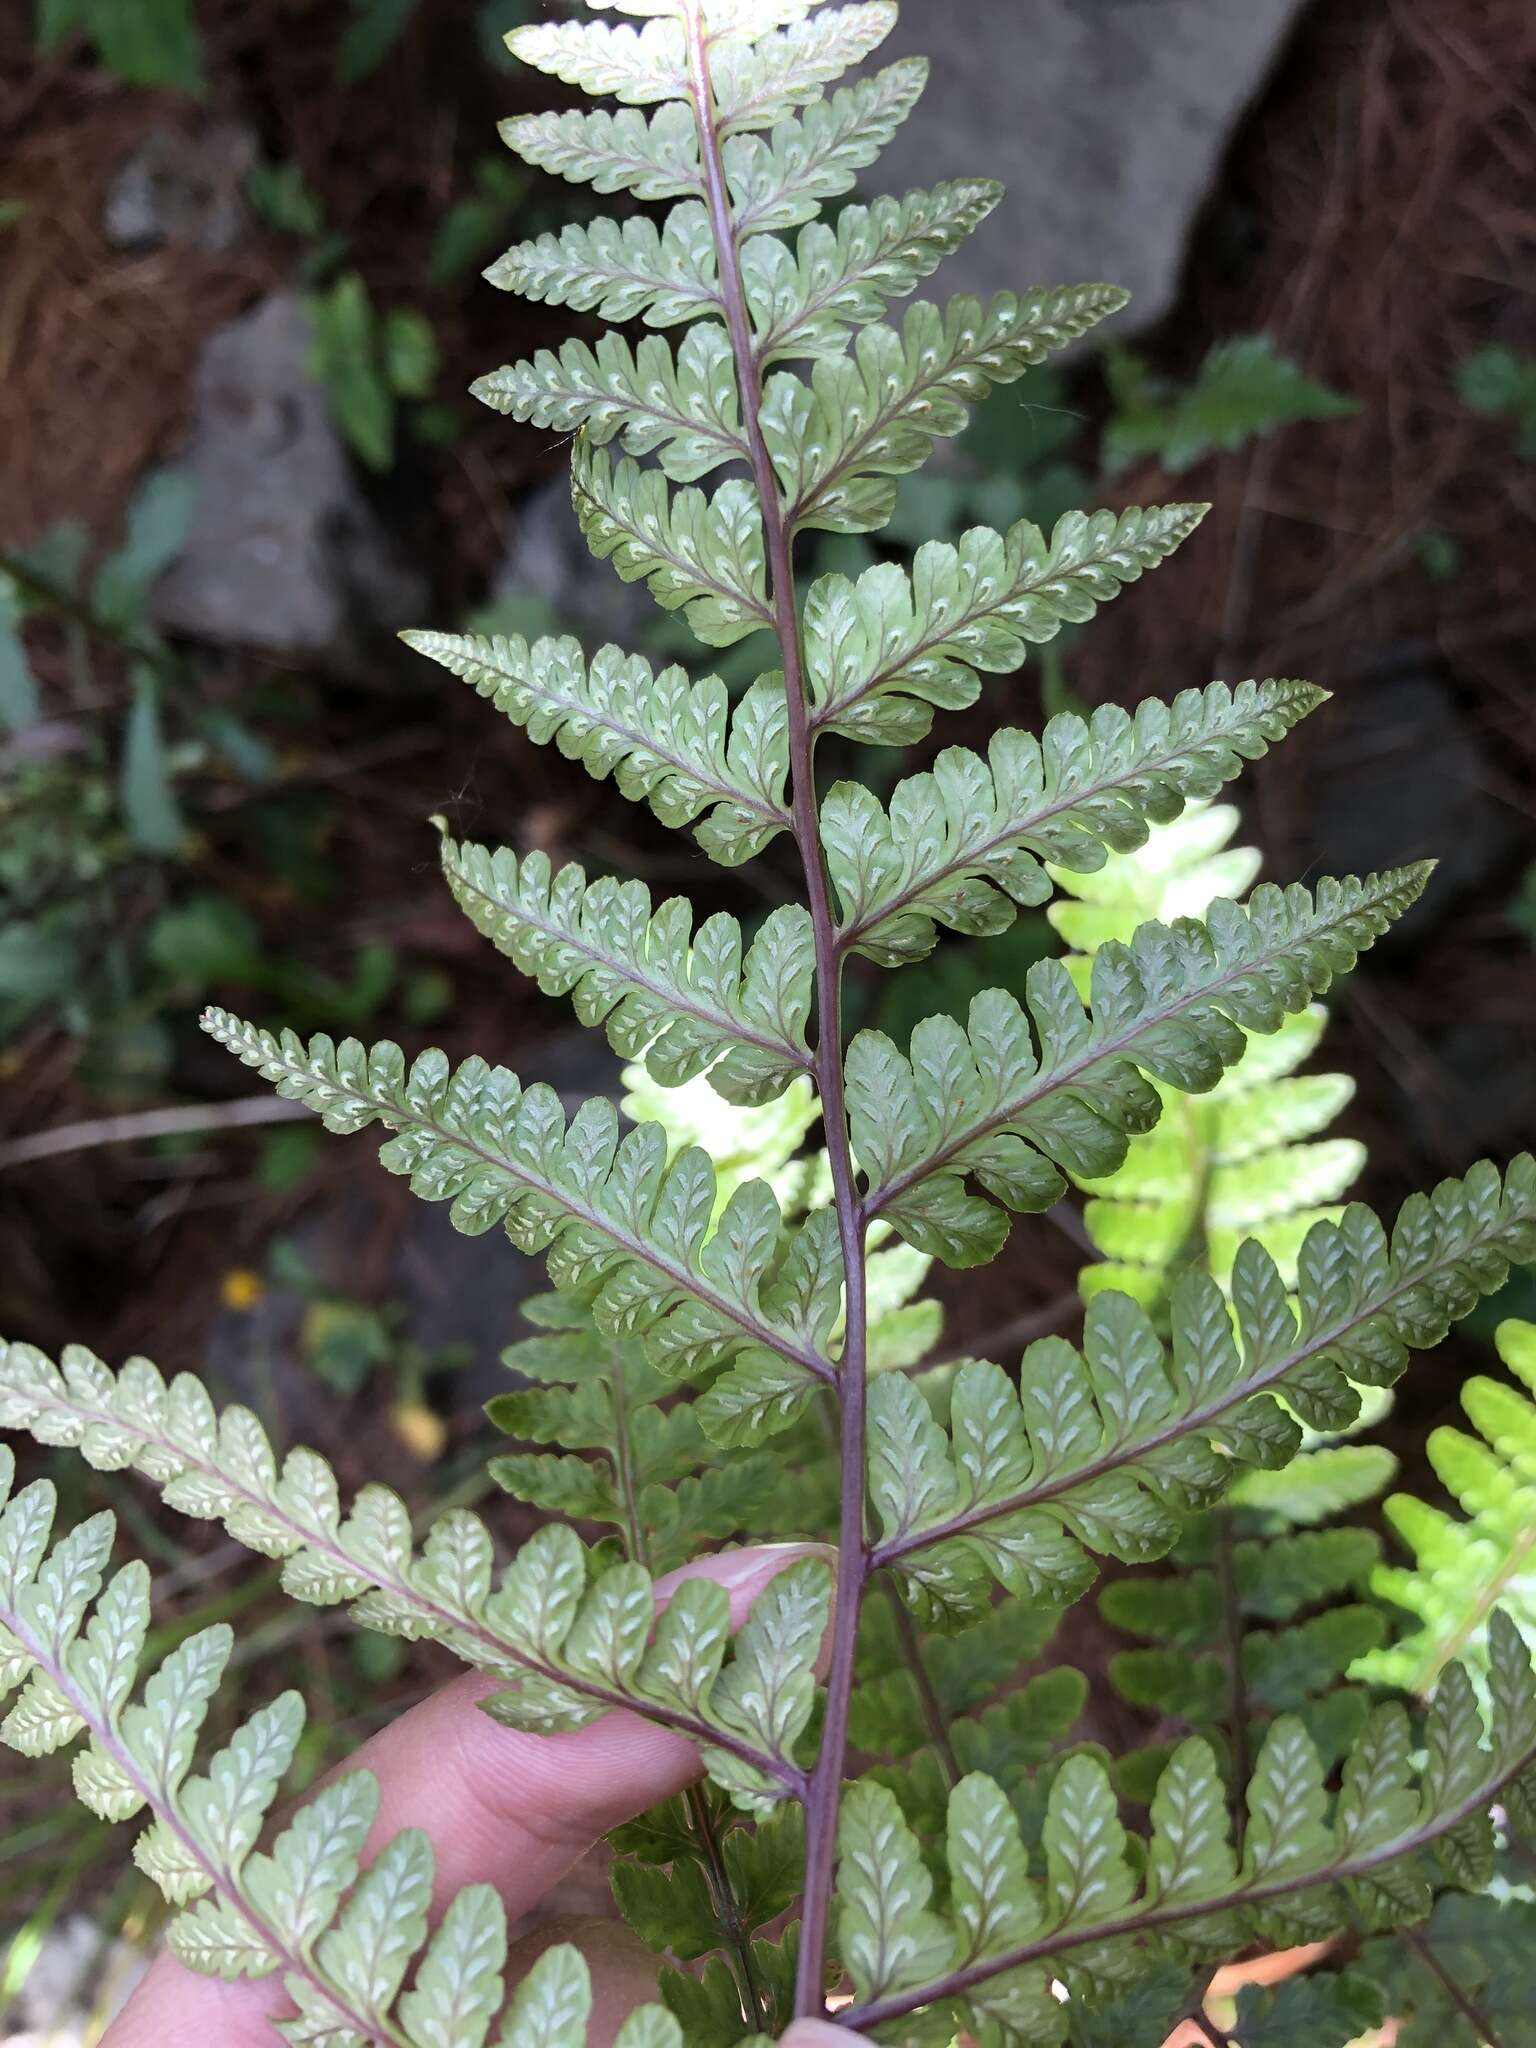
top-left (103, 119), bottom-right (255, 255)
top-left (151, 292), bottom-right (426, 659)
top-left (875, 0), bottom-right (1309, 332)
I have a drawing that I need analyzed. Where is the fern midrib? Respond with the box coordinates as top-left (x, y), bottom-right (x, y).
top-left (860, 868), bottom-right (1413, 1222)
top-left (683, 2), bottom-right (867, 2016)
top-left (837, 1726), bottom-right (1536, 2033)
top-left (235, 1028), bottom-right (832, 1385)
top-left (569, 464), bottom-right (777, 630)
top-left (463, 648), bottom-right (791, 831)
top-left (786, 308), bottom-right (1002, 529)
top-left (806, 510), bottom-right (1204, 736)
top-left (510, 229), bottom-right (723, 321)
top-left (833, 698), bottom-right (1291, 951)
top-left (1411, 1517), bottom-right (1536, 1693)
top-left (872, 1199), bottom-right (1522, 1567)
top-left (1, 1600), bottom-right (398, 2046)
top-left (752, 192), bottom-right (985, 363)
top-left (443, 847), bottom-right (812, 1073)
top-left (495, 345), bottom-right (750, 470)
top-left (7, 1370), bottom-right (805, 1795)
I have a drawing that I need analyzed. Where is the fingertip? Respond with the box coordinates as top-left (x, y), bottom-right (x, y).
top-left (654, 1542), bottom-right (836, 1627)
top-left (780, 2020), bottom-right (861, 2048)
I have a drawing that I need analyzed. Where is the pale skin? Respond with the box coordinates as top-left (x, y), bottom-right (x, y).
top-left (104, 1544), bottom-right (855, 2048)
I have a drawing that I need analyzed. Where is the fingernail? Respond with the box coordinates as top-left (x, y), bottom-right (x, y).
top-left (657, 1541), bottom-right (836, 1598)
top-left (780, 2020), bottom-right (857, 2048)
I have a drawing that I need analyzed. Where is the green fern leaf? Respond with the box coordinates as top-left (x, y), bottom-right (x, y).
top-left (824, 680), bottom-right (1323, 965)
top-left (571, 441), bottom-right (772, 647)
top-left (487, 202), bottom-right (720, 327)
top-left (851, 866), bottom-right (1428, 1266)
top-left (805, 502), bottom-right (1208, 745)
top-left (438, 833), bottom-right (812, 1105)
top-left (499, 100), bottom-right (703, 199)
top-left (709, 3), bottom-right (898, 134)
top-left (862, 1155), bottom-right (1536, 1602)
top-left (836, 1779), bottom-right (954, 2000)
top-left (200, 1009), bottom-right (833, 1399)
top-left (1358, 1318), bottom-right (1536, 1695)
top-left (506, 16), bottom-right (690, 105)
top-left (1053, 806), bottom-right (1368, 1311)
top-left (727, 57), bottom-right (928, 233)
top-left (472, 324), bottom-right (745, 483)
top-left (401, 631), bottom-right (789, 867)
top-left (767, 289), bottom-right (1130, 534)
top-left (837, 1623), bottom-right (1536, 2032)
top-left (0, 1349), bottom-right (821, 1802)
top-left (748, 179), bottom-right (1003, 361)
top-left (1104, 334), bottom-right (1356, 476)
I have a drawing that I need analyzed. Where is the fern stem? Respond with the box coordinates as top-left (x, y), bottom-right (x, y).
top-left (834, 1731), bottom-right (1536, 2033)
top-left (888, 1590), bottom-right (960, 1788)
top-left (1399, 1925), bottom-right (1506, 2048)
top-left (687, 1782), bottom-right (768, 2034)
top-left (1212, 1510), bottom-right (1250, 1854)
top-left (1410, 1520), bottom-right (1536, 1696)
top-left (871, 1198), bottom-right (1527, 1567)
top-left (611, 1346), bottom-right (766, 2031)
top-left (0, 1603), bottom-right (399, 2047)
top-left (680, 5), bottom-right (869, 2014)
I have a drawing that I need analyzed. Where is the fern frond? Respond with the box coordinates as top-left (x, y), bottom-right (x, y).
top-left (489, 1295), bottom-right (782, 1575)
top-left (437, 833), bottom-right (813, 1105)
top-left (834, 1615), bottom-right (1536, 2036)
top-left (198, 1010), bottom-right (836, 1410)
top-left (851, 1595), bottom-right (1083, 1836)
top-left (767, 290), bottom-right (1130, 535)
top-left (399, 632), bottom-right (789, 866)
top-left (727, 57), bottom-right (928, 233)
top-left (851, 866), bottom-right (1428, 1266)
top-left (804, 503), bottom-right (1209, 745)
top-left (499, 101), bottom-right (704, 199)
top-left (747, 180), bottom-right (1004, 361)
top-left (1053, 808), bottom-right (1367, 1310)
top-left (707, 3), bottom-right (898, 134)
top-left (1356, 1890), bottom-right (1536, 2048)
top-left (0, 1379), bottom-right (823, 1807)
top-left (861, 1156), bottom-right (1536, 1611)
top-left (1358, 1318), bottom-right (1536, 1695)
top-left (505, 15), bottom-right (691, 105)
top-left (0, 1451), bottom-right (694, 2043)
top-left (570, 442), bottom-right (772, 648)
top-left (472, 325), bottom-right (746, 484)
top-left (1102, 1509), bottom-right (1387, 1801)
top-left (487, 203), bottom-right (721, 328)
top-left (824, 680), bottom-right (1323, 966)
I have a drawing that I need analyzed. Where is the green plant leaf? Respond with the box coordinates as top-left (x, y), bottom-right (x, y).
top-left (852, 867), bottom-right (1428, 1265)
top-left (824, 679), bottom-right (1322, 964)
top-left (402, 630), bottom-right (790, 865)
top-left (804, 500), bottom-right (1208, 744)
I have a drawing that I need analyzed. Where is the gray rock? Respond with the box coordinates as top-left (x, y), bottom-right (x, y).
top-left (491, 473), bottom-right (654, 649)
top-left (0, 1914), bottom-right (145, 2042)
top-left (1307, 670), bottom-right (1516, 935)
top-left (103, 119), bottom-right (256, 255)
top-left (874, 0), bottom-right (1309, 332)
top-left (151, 292), bottom-right (426, 660)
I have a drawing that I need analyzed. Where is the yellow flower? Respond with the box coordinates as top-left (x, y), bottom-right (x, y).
top-left (220, 1268), bottom-right (265, 1312)
top-left (391, 1401), bottom-right (446, 1463)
